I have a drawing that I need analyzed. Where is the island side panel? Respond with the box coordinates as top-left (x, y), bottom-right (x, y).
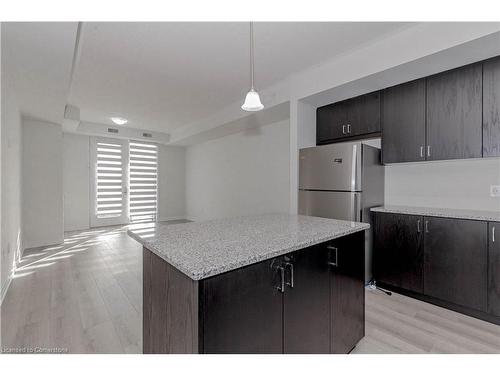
top-left (143, 247), bottom-right (199, 354)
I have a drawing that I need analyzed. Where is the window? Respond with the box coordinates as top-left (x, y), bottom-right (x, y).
top-left (128, 141), bottom-right (158, 223)
top-left (95, 139), bottom-right (125, 219)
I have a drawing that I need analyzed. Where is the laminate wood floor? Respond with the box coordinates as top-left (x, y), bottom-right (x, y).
top-left (1, 224), bottom-right (499, 354)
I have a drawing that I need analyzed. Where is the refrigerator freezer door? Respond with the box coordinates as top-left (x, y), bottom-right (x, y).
top-left (299, 142), bottom-right (362, 191)
top-left (298, 190), bottom-right (361, 222)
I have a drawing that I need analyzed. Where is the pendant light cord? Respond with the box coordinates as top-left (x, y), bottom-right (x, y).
top-left (250, 22), bottom-right (255, 90)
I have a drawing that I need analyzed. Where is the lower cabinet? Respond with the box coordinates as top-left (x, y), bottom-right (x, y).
top-left (488, 222), bottom-right (500, 317)
top-left (282, 231), bottom-right (366, 354)
top-left (373, 212), bottom-right (495, 322)
top-left (202, 231), bottom-right (366, 354)
top-left (283, 244), bottom-right (330, 353)
top-left (202, 258), bottom-right (284, 354)
top-left (373, 213), bottom-right (423, 293)
top-left (424, 217), bottom-right (487, 312)
top-left (144, 231), bottom-right (366, 354)
top-left (329, 231), bottom-right (365, 354)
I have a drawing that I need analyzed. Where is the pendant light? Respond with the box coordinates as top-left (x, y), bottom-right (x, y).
top-left (241, 22), bottom-right (264, 112)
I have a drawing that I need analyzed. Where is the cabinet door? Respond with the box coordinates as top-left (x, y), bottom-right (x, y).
top-left (488, 222), bottom-right (500, 317)
top-left (373, 213), bottom-right (424, 293)
top-left (424, 217), bottom-right (487, 312)
top-left (201, 258), bottom-right (283, 353)
top-left (329, 231), bottom-right (365, 354)
top-left (347, 91), bottom-right (381, 137)
top-left (483, 57), bottom-right (500, 157)
top-left (381, 80), bottom-right (426, 163)
top-left (426, 63), bottom-right (482, 161)
top-left (316, 102), bottom-right (348, 144)
top-left (283, 245), bottom-right (330, 353)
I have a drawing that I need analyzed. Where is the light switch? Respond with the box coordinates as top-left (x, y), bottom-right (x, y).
top-left (491, 185), bottom-right (500, 197)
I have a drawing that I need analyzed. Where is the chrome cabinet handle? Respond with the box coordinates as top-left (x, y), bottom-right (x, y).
top-left (276, 265), bottom-right (285, 293)
top-left (417, 219), bottom-right (422, 233)
top-left (284, 262), bottom-right (294, 288)
top-left (347, 124), bottom-right (351, 134)
top-left (425, 220), bottom-right (429, 233)
top-left (493, 226), bottom-right (496, 243)
top-left (427, 145), bottom-right (431, 158)
top-left (327, 245), bottom-right (338, 267)
top-left (420, 146), bottom-right (424, 158)
top-left (342, 125), bottom-right (346, 135)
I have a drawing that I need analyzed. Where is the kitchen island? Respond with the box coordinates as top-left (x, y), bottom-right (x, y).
top-left (128, 214), bottom-right (369, 354)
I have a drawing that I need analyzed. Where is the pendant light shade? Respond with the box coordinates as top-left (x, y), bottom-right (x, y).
top-left (242, 88), bottom-right (264, 111)
top-left (242, 22), bottom-right (264, 112)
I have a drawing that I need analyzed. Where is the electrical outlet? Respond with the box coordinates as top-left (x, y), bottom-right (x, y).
top-left (491, 185), bottom-right (500, 197)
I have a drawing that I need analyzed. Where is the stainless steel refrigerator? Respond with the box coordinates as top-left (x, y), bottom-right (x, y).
top-left (298, 141), bottom-right (384, 282)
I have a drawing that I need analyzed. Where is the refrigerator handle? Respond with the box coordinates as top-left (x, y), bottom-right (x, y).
top-left (353, 193), bottom-right (361, 222)
top-left (351, 144), bottom-right (359, 191)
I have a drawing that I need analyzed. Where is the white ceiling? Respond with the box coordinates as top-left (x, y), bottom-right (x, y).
top-left (2, 22), bottom-right (78, 124)
top-left (68, 22), bottom-right (413, 132)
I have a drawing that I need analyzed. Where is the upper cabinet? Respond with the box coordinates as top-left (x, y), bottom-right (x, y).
top-left (483, 57), bottom-right (500, 157)
top-left (381, 79), bottom-right (426, 163)
top-left (316, 101), bottom-right (348, 144)
top-left (316, 92), bottom-right (380, 144)
top-left (426, 63), bottom-right (483, 161)
top-left (346, 91), bottom-right (381, 137)
top-left (318, 56), bottom-right (500, 164)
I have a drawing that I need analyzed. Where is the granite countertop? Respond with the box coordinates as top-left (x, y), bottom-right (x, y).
top-left (127, 213), bottom-right (369, 280)
top-left (370, 205), bottom-right (500, 222)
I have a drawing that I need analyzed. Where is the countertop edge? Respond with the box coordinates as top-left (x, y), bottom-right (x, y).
top-left (128, 223), bottom-right (369, 281)
top-left (370, 206), bottom-right (500, 222)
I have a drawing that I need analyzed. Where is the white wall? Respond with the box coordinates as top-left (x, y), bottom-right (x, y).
top-left (158, 145), bottom-right (186, 221)
top-left (1, 22), bottom-right (3, 300)
top-left (1, 27), bottom-right (23, 302)
top-left (1, 95), bottom-right (22, 302)
top-left (63, 133), bottom-right (90, 231)
top-left (61, 135), bottom-right (186, 229)
top-left (186, 120), bottom-right (290, 221)
top-left (22, 119), bottom-right (64, 249)
top-left (385, 158), bottom-right (500, 212)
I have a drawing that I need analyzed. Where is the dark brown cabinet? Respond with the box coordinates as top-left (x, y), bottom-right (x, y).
top-left (426, 63), bottom-right (483, 161)
top-left (316, 101), bottom-right (348, 144)
top-left (145, 232), bottom-right (367, 354)
top-left (483, 57), bottom-right (500, 157)
top-left (373, 213), bottom-right (423, 293)
top-left (316, 92), bottom-right (380, 144)
top-left (319, 55), bottom-right (500, 163)
top-left (423, 217), bottom-right (487, 312)
top-left (283, 231), bottom-right (365, 354)
top-left (373, 212), bottom-right (500, 324)
top-left (202, 258), bottom-right (284, 354)
top-left (283, 245), bottom-right (330, 353)
top-left (204, 233), bottom-right (366, 354)
top-left (488, 222), bottom-right (500, 317)
top-left (329, 231), bottom-right (365, 354)
top-left (381, 79), bottom-right (426, 163)
top-left (347, 92), bottom-right (381, 137)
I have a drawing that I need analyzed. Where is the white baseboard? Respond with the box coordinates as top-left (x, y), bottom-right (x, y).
top-left (158, 216), bottom-right (188, 222)
top-left (24, 237), bottom-right (64, 251)
top-left (0, 274), bottom-right (13, 307)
